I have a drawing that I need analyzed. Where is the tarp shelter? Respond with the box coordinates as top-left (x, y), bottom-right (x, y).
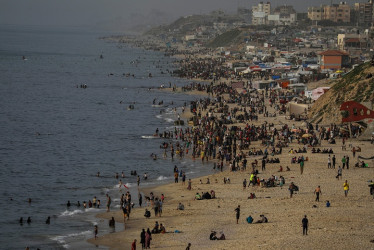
top-left (311, 87), bottom-right (330, 100)
top-left (288, 102), bottom-right (309, 117)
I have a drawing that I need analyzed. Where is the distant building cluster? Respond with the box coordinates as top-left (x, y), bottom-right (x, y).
top-left (235, 1), bottom-right (374, 27)
top-left (251, 2), bottom-right (296, 26)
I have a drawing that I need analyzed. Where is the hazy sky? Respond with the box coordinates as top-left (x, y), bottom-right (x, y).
top-left (0, 0), bottom-right (370, 30)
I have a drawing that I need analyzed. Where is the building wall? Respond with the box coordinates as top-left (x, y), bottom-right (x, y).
top-left (354, 2), bottom-right (373, 26)
top-left (323, 4), bottom-right (350, 23)
top-left (252, 2), bottom-right (271, 25)
top-left (308, 6), bottom-right (323, 21)
top-left (337, 34), bottom-right (360, 50)
top-left (308, 4), bottom-right (350, 23)
top-left (321, 55), bottom-right (342, 69)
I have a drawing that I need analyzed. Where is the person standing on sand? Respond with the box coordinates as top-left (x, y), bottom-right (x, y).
top-left (343, 180), bottom-right (349, 197)
top-left (327, 155), bottom-right (331, 169)
top-left (140, 229), bottom-right (146, 249)
top-left (186, 243), bottom-right (191, 250)
top-left (289, 182), bottom-right (295, 198)
top-left (262, 158), bottom-right (266, 171)
top-left (314, 186), bottom-right (322, 202)
top-left (145, 228), bottom-right (152, 249)
top-left (187, 179), bottom-right (192, 190)
top-left (302, 215), bottom-right (308, 235)
top-left (235, 205), bottom-right (240, 224)
top-left (346, 155), bottom-right (349, 169)
top-left (182, 172), bottom-right (186, 185)
top-left (131, 239), bottom-right (137, 250)
top-left (337, 166), bottom-right (342, 180)
top-left (300, 158), bottom-right (304, 174)
top-left (342, 156), bottom-right (346, 169)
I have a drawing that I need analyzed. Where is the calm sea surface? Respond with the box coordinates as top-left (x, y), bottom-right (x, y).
top-left (0, 25), bottom-right (213, 249)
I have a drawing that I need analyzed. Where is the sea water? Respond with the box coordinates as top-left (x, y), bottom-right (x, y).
top-left (0, 25), bottom-right (214, 249)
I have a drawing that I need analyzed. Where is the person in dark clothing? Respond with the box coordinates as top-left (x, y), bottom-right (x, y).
top-left (138, 193), bottom-right (142, 207)
top-left (314, 186), bottom-right (322, 202)
top-left (235, 205), bottom-right (240, 224)
top-left (346, 155), bottom-right (349, 169)
top-left (140, 229), bottom-right (146, 249)
top-left (302, 215), bottom-right (308, 235)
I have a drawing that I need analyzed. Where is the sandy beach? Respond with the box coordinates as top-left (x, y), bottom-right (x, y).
top-left (87, 80), bottom-right (374, 250)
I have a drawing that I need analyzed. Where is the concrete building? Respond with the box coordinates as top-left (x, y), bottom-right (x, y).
top-left (252, 2), bottom-right (271, 25)
top-left (274, 5), bottom-right (296, 15)
top-left (308, 6), bottom-right (323, 22)
top-left (354, 2), bottom-right (373, 27)
top-left (319, 50), bottom-right (350, 70)
top-left (323, 3), bottom-right (350, 23)
top-left (308, 3), bottom-right (350, 23)
top-left (337, 33), bottom-right (369, 53)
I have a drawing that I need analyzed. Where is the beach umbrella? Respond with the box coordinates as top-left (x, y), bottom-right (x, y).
top-left (302, 133), bottom-right (312, 138)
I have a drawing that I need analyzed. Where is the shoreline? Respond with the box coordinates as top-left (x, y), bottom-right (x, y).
top-left (89, 135), bottom-right (374, 249)
top-left (88, 84), bottom-right (374, 249)
top-left (87, 37), bottom-right (374, 250)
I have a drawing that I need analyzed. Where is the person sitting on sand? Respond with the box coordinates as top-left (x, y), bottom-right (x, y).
top-left (278, 165), bottom-right (283, 172)
top-left (326, 200), bottom-right (331, 207)
top-left (144, 209), bottom-right (151, 218)
top-left (218, 232), bottom-right (226, 240)
top-left (246, 215), bottom-right (254, 223)
top-left (177, 203), bottom-right (185, 210)
top-left (210, 231), bottom-right (218, 240)
top-left (210, 190), bottom-right (216, 199)
top-left (159, 223), bottom-right (166, 234)
top-left (151, 221), bottom-right (160, 234)
top-left (256, 214), bottom-right (268, 223)
top-left (194, 193), bottom-right (201, 200)
top-left (201, 192), bottom-right (210, 200)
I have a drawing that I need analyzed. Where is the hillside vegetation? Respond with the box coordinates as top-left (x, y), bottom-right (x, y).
top-left (308, 62), bottom-right (374, 124)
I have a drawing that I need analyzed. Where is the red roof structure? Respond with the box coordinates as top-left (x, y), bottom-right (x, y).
top-left (345, 38), bottom-right (360, 43)
top-left (319, 50), bottom-right (349, 56)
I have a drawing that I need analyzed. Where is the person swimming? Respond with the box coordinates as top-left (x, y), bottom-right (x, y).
top-left (46, 216), bottom-right (50, 224)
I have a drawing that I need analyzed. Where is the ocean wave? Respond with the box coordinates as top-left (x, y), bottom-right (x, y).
top-left (164, 118), bottom-right (174, 123)
top-left (60, 209), bottom-right (83, 217)
top-left (141, 135), bottom-right (157, 139)
top-left (60, 208), bottom-right (96, 217)
top-left (51, 230), bottom-right (91, 246)
top-left (156, 115), bottom-right (162, 119)
top-left (157, 176), bottom-right (169, 181)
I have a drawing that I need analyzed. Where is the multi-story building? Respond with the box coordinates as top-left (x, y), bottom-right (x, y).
top-left (354, 1), bottom-right (373, 27)
top-left (274, 5), bottom-right (296, 15)
top-left (308, 6), bottom-right (323, 22)
top-left (324, 2), bottom-right (350, 23)
top-left (252, 2), bottom-right (271, 25)
top-left (308, 2), bottom-right (350, 23)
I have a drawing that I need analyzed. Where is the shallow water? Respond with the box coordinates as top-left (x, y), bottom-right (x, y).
top-left (0, 25), bottom-right (214, 249)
